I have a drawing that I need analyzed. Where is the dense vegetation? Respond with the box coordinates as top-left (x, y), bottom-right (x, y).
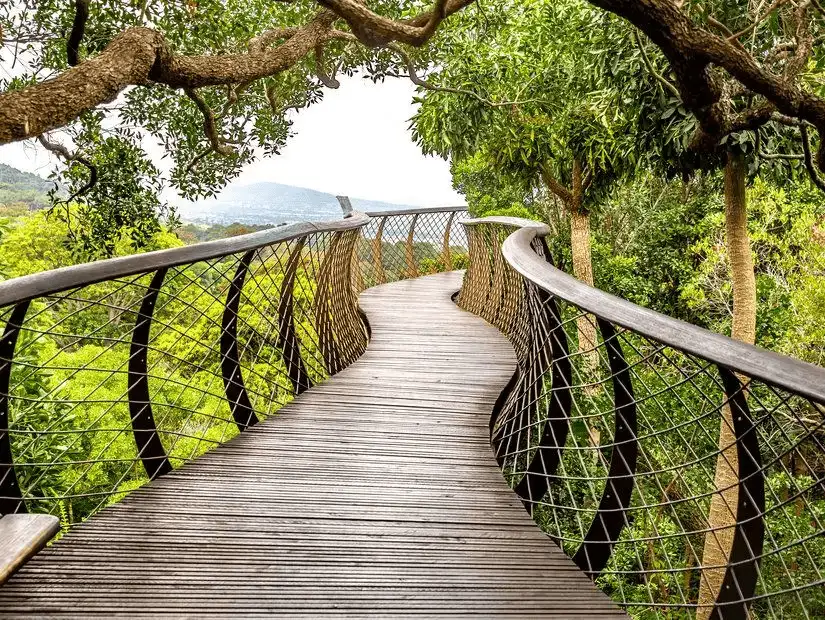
top-left (0, 204), bottom-right (464, 526)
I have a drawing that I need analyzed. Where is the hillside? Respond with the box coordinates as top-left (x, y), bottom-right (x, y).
top-left (0, 163), bottom-right (461, 226)
top-left (174, 182), bottom-right (443, 225)
top-left (0, 163), bottom-right (56, 209)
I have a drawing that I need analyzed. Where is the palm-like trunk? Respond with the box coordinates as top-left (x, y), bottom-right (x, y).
top-left (570, 159), bottom-right (598, 365)
top-left (697, 150), bottom-right (756, 617)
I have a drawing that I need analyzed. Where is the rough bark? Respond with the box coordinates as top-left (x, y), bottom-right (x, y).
top-left (586, 0), bottom-right (825, 173)
top-left (0, 0), bottom-right (471, 146)
top-left (697, 150), bottom-right (756, 618)
top-left (569, 159), bottom-right (598, 367)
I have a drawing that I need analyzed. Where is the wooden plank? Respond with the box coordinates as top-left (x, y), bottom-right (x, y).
top-left (0, 514), bottom-right (60, 584)
top-left (0, 272), bottom-right (625, 617)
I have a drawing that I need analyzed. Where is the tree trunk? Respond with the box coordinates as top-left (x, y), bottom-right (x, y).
top-left (697, 151), bottom-right (756, 618)
top-left (570, 159), bottom-right (598, 365)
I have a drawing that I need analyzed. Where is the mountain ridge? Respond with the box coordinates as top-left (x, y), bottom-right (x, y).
top-left (174, 181), bottom-right (457, 225)
top-left (0, 163), bottom-right (464, 224)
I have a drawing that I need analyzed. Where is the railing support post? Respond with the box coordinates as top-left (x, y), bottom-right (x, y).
top-left (277, 239), bottom-right (312, 395)
top-left (405, 214), bottom-right (419, 279)
top-left (442, 211), bottom-right (456, 271)
top-left (221, 251), bottom-right (259, 430)
top-left (127, 269), bottom-right (173, 480)
top-left (710, 368), bottom-right (764, 620)
top-left (0, 302), bottom-right (28, 515)
top-left (372, 217), bottom-right (387, 285)
top-left (572, 319), bottom-right (638, 576)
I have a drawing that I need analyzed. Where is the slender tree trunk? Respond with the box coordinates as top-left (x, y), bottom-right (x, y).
top-left (539, 161), bottom-right (599, 369)
top-left (697, 151), bottom-right (756, 618)
top-left (570, 159), bottom-right (598, 366)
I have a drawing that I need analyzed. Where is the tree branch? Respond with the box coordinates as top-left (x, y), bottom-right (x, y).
top-left (314, 43), bottom-right (340, 88)
top-left (376, 41), bottom-right (546, 107)
top-left (36, 133), bottom-right (98, 203)
top-left (66, 0), bottom-right (90, 67)
top-left (0, 0), bottom-right (482, 146)
top-left (587, 0), bottom-right (825, 172)
top-left (726, 0), bottom-right (787, 43)
top-left (185, 147), bottom-right (214, 174)
top-left (184, 87), bottom-right (235, 156)
top-left (249, 27), bottom-right (300, 53)
top-left (0, 11), bottom-right (338, 144)
top-left (633, 29), bottom-right (679, 98)
top-left (801, 125), bottom-right (825, 192)
top-left (317, 0), bottom-right (473, 47)
top-left (540, 166), bottom-right (573, 205)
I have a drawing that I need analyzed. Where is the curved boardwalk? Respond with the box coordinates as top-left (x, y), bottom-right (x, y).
top-left (0, 272), bottom-right (624, 618)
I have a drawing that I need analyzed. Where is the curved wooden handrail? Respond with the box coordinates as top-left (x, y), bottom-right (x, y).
top-left (0, 213), bottom-right (370, 308)
top-left (502, 224), bottom-right (825, 403)
top-left (462, 215), bottom-right (550, 232)
top-left (363, 205), bottom-right (467, 218)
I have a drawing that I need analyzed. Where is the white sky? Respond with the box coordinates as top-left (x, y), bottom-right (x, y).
top-left (0, 75), bottom-right (464, 208)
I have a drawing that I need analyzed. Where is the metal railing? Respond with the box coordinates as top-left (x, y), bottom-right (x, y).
top-left (355, 207), bottom-right (469, 289)
top-left (459, 216), bottom-right (825, 619)
top-left (0, 208), bottom-right (466, 530)
top-left (5, 203), bottom-right (824, 618)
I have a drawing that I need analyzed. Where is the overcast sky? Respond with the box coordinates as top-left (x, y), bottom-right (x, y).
top-left (0, 75), bottom-right (465, 207)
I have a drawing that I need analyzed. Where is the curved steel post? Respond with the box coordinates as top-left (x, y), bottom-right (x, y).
top-left (405, 213), bottom-right (420, 279)
top-left (221, 251), bottom-right (259, 430)
top-left (128, 269), bottom-right (173, 480)
top-left (514, 293), bottom-right (572, 507)
top-left (314, 233), bottom-right (344, 375)
top-left (277, 239), bottom-right (312, 395)
top-left (573, 319), bottom-right (638, 576)
top-left (0, 302), bottom-right (29, 515)
top-left (711, 368), bottom-right (764, 620)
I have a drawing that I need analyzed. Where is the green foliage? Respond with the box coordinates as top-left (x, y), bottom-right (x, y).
top-left (0, 0), bottom-right (433, 257)
top-left (414, 0), bottom-right (641, 208)
top-left (678, 178), bottom-right (825, 365)
top-left (52, 130), bottom-right (180, 259)
top-left (0, 208), bottom-right (181, 281)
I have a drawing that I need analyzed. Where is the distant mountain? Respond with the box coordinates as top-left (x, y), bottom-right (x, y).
top-left (174, 182), bottom-right (449, 225)
top-left (0, 163), bottom-right (58, 209)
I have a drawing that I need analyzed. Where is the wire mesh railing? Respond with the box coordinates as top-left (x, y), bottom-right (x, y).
top-left (0, 206), bottom-right (468, 534)
top-left (459, 217), bottom-right (825, 620)
top-left (0, 215), bottom-right (370, 528)
top-left (354, 207), bottom-right (469, 290)
top-left (11, 202), bottom-right (820, 618)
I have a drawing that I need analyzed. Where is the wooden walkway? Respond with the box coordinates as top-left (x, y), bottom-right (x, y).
top-left (0, 272), bottom-right (625, 617)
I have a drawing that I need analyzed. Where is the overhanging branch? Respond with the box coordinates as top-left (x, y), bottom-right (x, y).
top-left (184, 87), bottom-right (236, 157)
top-left (377, 41), bottom-right (547, 107)
top-left (67, 0), bottom-right (90, 67)
top-left (36, 133), bottom-right (98, 203)
top-left (801, 125), bottom-right (825, 192)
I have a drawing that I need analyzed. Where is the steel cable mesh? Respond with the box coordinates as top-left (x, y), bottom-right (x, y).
top-left (461, 222), bottom-right (825, 619)
top-left (355, 209), bottom-right (469, 290)
top-left (0, 227), bottom-right (368, 528)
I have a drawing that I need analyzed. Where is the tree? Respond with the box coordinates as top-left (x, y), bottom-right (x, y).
top-left (413, 0), bottom-right (639, 358)
top-left (594, 6), bottom-right (824, 608)
top-left (3, 1), bottom-right (825, 260)
top-left (586, 0), bottom-right (825, 178)
top-left (0, 0), bottom-right (473, 255)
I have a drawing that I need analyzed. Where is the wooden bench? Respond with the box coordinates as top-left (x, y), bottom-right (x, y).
top-left (0, 514), bottom-right (59, 584)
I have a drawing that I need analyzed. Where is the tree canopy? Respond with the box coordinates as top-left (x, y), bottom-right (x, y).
top-left (1, 0), bottom-right (825, 257)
